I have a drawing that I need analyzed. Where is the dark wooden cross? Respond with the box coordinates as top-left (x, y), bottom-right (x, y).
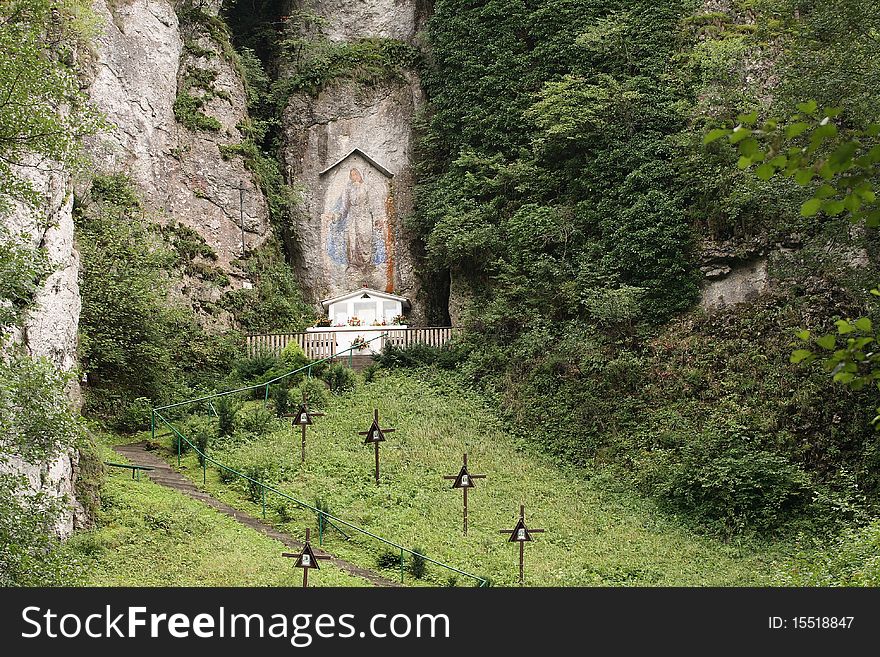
top-left (357, 408), bottom-right (395, 485)
top-left (281, 528), bottom-right (331, 588)
top-left (499, 504), bottom-right (545, 586)
top-left (283, 391), bottom-right (325, 463)
top-left (443, 453), bottom-right (486, 535)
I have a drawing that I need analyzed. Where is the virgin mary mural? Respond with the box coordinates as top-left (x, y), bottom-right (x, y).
top-left (323, 164), bottom-right (391, 290)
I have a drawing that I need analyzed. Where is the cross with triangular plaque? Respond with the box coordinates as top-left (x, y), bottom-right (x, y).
top-left (281, 528), bottom-right (331, 588)
top-left (499, 504), bottom-right (545, 586)
top-left (442, 453), bottom-right (486, 535)
top-left (283, 390), bottom-right (325, 463)
top-left (357, 408), bottom-right (395, 484)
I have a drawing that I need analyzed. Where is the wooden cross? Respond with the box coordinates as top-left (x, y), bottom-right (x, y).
top-left (281, 528), bottom-right (331, 588)
top-left (357, 408), bottom-right (395, 485)
top-left (499, 504), bottom-right (545, 586)
top-left (282, 391), bottom-right (325, 463)
top-left (442, 453), bottom-right (486, 535)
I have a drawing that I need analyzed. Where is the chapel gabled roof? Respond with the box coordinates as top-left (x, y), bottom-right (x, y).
top-left (318, 148), bottom-right (394, 179)
top-left (320, 287), bottom-right (411, 310)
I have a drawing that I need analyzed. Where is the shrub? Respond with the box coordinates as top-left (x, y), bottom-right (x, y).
top-left (239, 405), bottom-right (274, 436)
top-left (242, 463), bottom-right (274, 503)
top-left (170, 431), bottom-right (191, 456)
top-left (363, 363), bottom-right (380, 383)
top-left (775, 519), bottom-right (880, 586)
top-left (408, 546), bottom-right (428, 580)
top-left (296, 378), bottom-right (329, 410)
top-left (214, 394), bottom-right (239, 437)
top-left (115, 397), bottom-right (154, 433)
top-left (275, 503), bottom-right (293, 524)
top-left (233, 349), bottom-right (279, 384)
top-left (271, 383), bottom-right (293, 418)
top-left (648, 440), bottom-right (813, 535)
top-left (218, 466), bottom-right (237, 484)
top-left (0, 474), bottom-right (72, 586)
top-left (279, 342), bottom-right (310, 371)
top-left (376, 549), bottom-right (400, 571)
top-left (323, 363), bottom-right (357, 394)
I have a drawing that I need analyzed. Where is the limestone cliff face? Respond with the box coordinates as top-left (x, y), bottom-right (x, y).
top-left (305, 0), bottom-right (428, 42)
top-left (85, 0), bottom-right (271, 318)
top-left (2, 164), bottom-right (84, 538)
top-left (282, 1), bottom-right (426, 321)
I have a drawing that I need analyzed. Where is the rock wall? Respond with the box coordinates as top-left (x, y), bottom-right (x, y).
top-left (85, 0), bottom-right (271, 309)
top-left (2, 164), bottom-right (84, 538)
top-left (282, 2), bottom-right (426, 320)
top-left (299, 0), bottom-right (426, 42)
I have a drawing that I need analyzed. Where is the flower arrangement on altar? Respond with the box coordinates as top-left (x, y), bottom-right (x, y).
top-left (314, 315), bottom-right (332, 327)
top-left (371, 318), bottom-right (388, 326)
top-left (351, 336), bottom-right (368, 350)
top-left (390, 314), bottom-right (407, 325)
top-left (347, 316), bottom-right (363, 326)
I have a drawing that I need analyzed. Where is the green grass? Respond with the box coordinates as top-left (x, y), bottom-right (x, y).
top-left (151, 368), bottom-right (790, 587)
top-left (62, 442), bottom-right (370, 587)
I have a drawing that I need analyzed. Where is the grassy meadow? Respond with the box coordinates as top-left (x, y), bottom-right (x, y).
top-left (146, 368), bottom-right (790, 587)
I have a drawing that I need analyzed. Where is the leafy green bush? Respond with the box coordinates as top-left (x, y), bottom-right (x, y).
top-left (218, 466), bottom-right (237, 484)
top-left (0, 474), bottom-right (72, 586)
top-left (296, 378), bottom-right (329, 410)
top-left (279, 342), bottom-right (310, 371)
top-left (275, 502), bottom-right (293, 524)
top-left (239, 405), bottom-right (274, 436)
top-left (775, 519), bottom-right (880, 586)
top-left (233, 349), bottom-right (279, 384)
top-left (115, 397), bottom-right (154, 433)
top-left (376, 549), bottom-right (400, 571)
top-left (220, 243), bottom-right (313, 333)
top-left (214, 394), bottom-right (239, 438)
top-left (241, 462), bottom-right (276, 503)
top-left (408, 547), bottom-right (428, 580)
top-left (0, 353), bottom-right (81, 461)
top-left (271, 383), bottom-right (293, 418)
top-left (646, 440), bottom-right (812, 536)
top-left (323, 363), bottom-right (357, 394)
top-left (78, 174), bottom-right (226, 427)
top-left (0, 228), bottom-right (51, 332)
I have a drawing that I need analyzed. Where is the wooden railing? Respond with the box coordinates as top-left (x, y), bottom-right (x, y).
top-left (246, 327), bottom-right (459, 358)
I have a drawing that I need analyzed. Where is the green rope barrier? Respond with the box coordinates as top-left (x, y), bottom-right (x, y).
top-left (152, 411), bottom-right (487, 587)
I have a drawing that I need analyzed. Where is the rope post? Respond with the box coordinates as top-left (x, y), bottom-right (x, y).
top-left (400, 548), bottom-right (405, 583)
top-left (264, 384), bottom-right (270, 407)
top-left (262, 485), bottom-right (266, 519)
top-left (318, 511), bottom-right (324, 546)
top-left (307, 365), bottom-right (312, 379)
top-left (177, 431), bottom-right (181, 468)
top-left (202, 457), bottom-right (206, 485)
top-left (150, 410), bottom-right (155, 443)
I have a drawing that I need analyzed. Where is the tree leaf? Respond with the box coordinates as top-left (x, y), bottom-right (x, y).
top-left (704, 128), bottom-right (731, 144)
top-left (790, 349), bottom-right (813, 364)
top-left (822, 199), bottom-right (845, 216)
top-left (794, 169), bottom-right (813, 186)
top-left (797, 100), bottom-right (818, 115)
top-left (815, 334), bottom-right (836, 350)
top-left (729, 127), bottom-right (752, 144)
top-left (835, 320), bottom-right (854, 334)
top-left (737, 112), bottom-right (758, 125)
top-left (800, 198), bottom-right (823, 216)
top-left (755, 163), bottom-right (775, 180)
top-left (855, 317), bottom-right (873, 333)
top-left (786, 122), bottom-right (809, 139)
